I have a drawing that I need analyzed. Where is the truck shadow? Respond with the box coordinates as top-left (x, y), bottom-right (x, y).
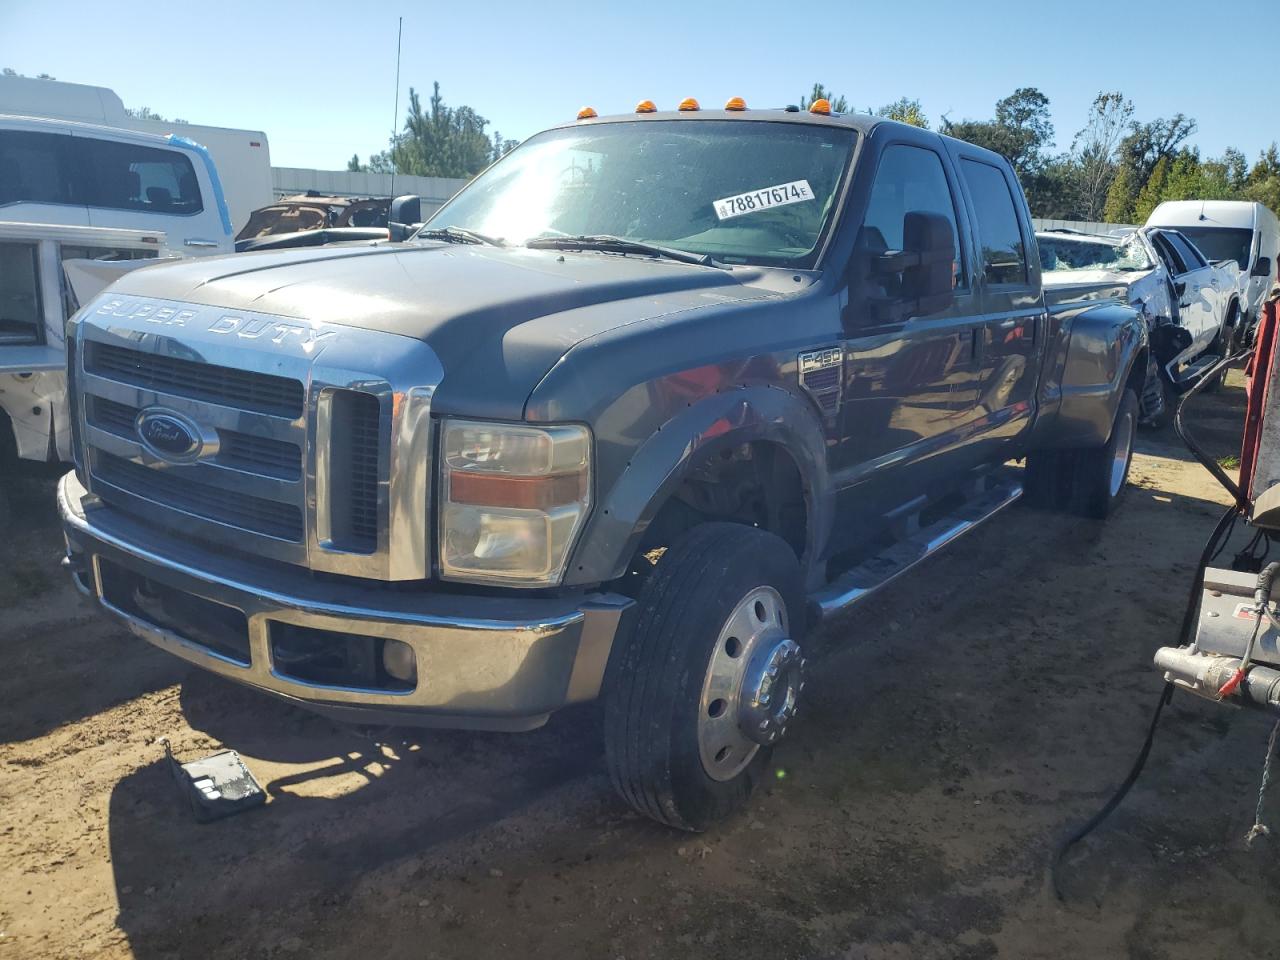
top-left (105, 671), bottom-right (606, 959)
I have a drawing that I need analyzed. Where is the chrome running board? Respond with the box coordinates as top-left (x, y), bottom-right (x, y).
top-left (811, 478), bottom-right (1023, 620)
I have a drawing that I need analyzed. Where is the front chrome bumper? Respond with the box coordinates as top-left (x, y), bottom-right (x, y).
top-left (58, 471), bottom-right (633, 731)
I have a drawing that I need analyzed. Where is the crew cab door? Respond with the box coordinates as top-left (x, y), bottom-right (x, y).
top-left (952, 154), bottom-right (1041, 447)
top-left (73, 133), bottom-right (230, 255)
top-left (831, 139), bottom-right (984, 530)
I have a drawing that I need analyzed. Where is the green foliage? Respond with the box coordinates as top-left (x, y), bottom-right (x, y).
top-left (1133, 155), bottom-right (1170, 222)
top-left (362, 82), bottom-right (513, 180)
top-left (941, 87), bottom-right (1054, 182)
top-left (346, 154), bottom-right (362, 173)
top-left (877, 97), bottom-right (928, 128)
top-left (1104, 163), bottom-right (1138, 223)
top-left (799, 83), bottom-right (849, 114)
top-left (1072, 92), bottom-right (1134, 222)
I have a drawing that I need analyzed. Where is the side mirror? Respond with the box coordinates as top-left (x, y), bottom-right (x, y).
top-left (388, 195), bottom-right (423, 241)
top-left (868, 211), bottom-right (956, 322)
top-left (1253, 256), bottom-right (1272, 278)
top-left (1174, 280), bottom-right (1187, 299)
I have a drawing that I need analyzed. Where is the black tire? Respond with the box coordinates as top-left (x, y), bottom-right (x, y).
top-left (603, 522), bottom-right (806, 831)
top-left (1024, 388), bottom-right (1138, 518)
top-left (1068, 388), bottom-right (1139, 519)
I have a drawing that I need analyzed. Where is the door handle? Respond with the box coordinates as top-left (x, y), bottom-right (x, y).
top-left (995, 318), bottom-right (1019, 330)
top-left (184, 239), bottom-right (220, 248)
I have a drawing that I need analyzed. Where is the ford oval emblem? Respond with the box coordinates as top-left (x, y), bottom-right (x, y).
top-left (135, 408), bottom-right (204, 462)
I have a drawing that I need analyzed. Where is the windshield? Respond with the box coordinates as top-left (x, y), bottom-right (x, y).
top-left (421, 119), bottom-right (857, 268)
top-left (1037, 233), bottom-right (1153, 273)
top-left (1172, 226), bottom-right (1254, 270)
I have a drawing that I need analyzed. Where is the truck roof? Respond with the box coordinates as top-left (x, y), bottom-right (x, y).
top-left (557, 107), bottom-right (1008, 166)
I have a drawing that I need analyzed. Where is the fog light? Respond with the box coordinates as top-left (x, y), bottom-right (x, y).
top-left (382, 639), bottom-right (417, 684)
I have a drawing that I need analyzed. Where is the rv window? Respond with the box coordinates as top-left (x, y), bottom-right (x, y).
top-left (73, 139), bottom-right (204, 216)
top-left (0, 242), bottom-right (43, 346)
top-left (0, 130), bottom-right (68, 206)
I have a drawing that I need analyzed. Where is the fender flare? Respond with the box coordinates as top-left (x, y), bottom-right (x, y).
top-left (1042, 303), bottom-right (1147, 450)
top-left (565, 385), bottom-right (835, 590)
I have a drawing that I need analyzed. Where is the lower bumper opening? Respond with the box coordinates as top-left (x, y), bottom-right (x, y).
top-left (270, 622), bottom-right (415, 693)
top-left (99, 558), bottom-right (252, 665)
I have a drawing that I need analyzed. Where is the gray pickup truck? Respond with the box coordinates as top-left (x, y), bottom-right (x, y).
top-left (58, 102), bottom-right (1146, 830)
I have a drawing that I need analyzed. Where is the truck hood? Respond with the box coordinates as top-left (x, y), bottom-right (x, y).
top-left (102, 241), bottom-right (770, 418)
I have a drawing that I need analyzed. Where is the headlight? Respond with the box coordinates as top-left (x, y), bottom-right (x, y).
top-left (439, 419), bottom-right (591, 586)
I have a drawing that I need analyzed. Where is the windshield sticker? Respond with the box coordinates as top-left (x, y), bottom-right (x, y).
top-left (713, 180), bottom-right (815, 220)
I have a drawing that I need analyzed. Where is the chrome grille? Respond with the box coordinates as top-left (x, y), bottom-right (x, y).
top-left (94, 451), bottom-right (305, 541)
top-left (325, 389), bottom-right (381, 553)
top-left (77, 294), bottom-right (442, 580)
top-left (89, 396), bottom-right (302, 481)
top-left (86, 341), bottom-right (305, 418)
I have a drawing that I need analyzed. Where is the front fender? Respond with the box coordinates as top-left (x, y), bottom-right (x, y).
top-left (565, 385), bottom-right (834, 589)
top-left (1040, 301), bottom-right (1146, 449)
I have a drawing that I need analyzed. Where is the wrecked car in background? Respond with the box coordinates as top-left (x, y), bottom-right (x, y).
top-left (1039, 227), bottom-right (1243, 424)
top-left (234, 193), bottom-right (390, 252)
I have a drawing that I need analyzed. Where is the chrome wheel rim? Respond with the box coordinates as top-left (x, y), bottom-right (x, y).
top-left (697, 586), bottom-right (800, 782)
top-left (1109, 407), bottom-right (1134, 498)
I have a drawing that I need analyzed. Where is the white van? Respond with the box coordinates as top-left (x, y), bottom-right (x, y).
top-left (0, 76), bottom-right (273, 234)
top-left (1146, 200), bottom-right (1280, 328)
top-left (0, 115), bottom-right (234, 255)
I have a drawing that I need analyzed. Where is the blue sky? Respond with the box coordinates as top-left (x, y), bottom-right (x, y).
top-left (2, 0), bottom-right (1275, 171)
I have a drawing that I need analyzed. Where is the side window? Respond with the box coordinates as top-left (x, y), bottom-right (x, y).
top-left (860, 144), bottom-right (965, 291)
top-left (959, 159), bottom-right (1028, 286)
top-left (0, 242), bottom-right (43, 346)
top-left (1167, 232), bottom-right (1207, 270)
top-left (0, 130), bottom-right (69, 207)
top-left (72, 138), bottom-right (203, 215)
top-left (1153, 232), bottom-right (1189, 275)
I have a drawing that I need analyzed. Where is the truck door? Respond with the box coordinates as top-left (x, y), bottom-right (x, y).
top-left (831, 140), bottom-right (985, 527)
top-left (954, 156), bottom-right (1041, 449)
top-left (72, 133), bottom-right (229, 255)
top-left (1153, 229), bottom-right (1220, 355)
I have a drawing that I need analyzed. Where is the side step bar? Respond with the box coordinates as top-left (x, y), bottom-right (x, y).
top-left (810, 478), bottom-right (1023, 620)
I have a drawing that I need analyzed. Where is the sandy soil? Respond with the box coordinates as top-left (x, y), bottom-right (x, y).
top-left (4, 372), bottom-right (1280, 960)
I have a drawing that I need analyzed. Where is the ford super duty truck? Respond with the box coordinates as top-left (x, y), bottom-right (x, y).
top-left (57, 100), bottom-right (1146, 830)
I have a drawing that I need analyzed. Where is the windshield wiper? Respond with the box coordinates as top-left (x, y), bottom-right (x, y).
top-left (526, 234), bottom-right (723, 268)
top-left (416, 225), bottom-right (506, 247)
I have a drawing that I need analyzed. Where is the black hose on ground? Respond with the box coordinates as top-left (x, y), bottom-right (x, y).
top-left (1173, 347), bottom-right (1254, 507)
top-left (1051, 503), bottom-right (1239, 899)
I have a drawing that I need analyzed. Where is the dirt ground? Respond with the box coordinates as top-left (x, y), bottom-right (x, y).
top-left (5, 372), bottom-right (1280, 960)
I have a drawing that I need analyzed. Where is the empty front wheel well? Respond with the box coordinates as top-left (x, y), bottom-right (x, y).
top-left (630, 440), bottom-right (809, 579)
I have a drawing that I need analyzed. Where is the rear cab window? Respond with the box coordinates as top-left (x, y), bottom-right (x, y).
top-left (959, 158), bottom-right (1029, 287)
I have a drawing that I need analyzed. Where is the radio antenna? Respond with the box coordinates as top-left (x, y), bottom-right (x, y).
top-left (390, 16), bottom-right (403, 199)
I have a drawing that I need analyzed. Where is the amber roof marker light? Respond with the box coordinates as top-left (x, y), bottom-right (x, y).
top-left (635, 100), bottom-right (657, 113)
top-left (808, 98), bottom-right (832, 115)
top-left (576, 106), bottom-right (598, 120)
top-left (677, 97), bottom-right (700, 112)
top-left (724, 96), bottom-right (747, 111)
